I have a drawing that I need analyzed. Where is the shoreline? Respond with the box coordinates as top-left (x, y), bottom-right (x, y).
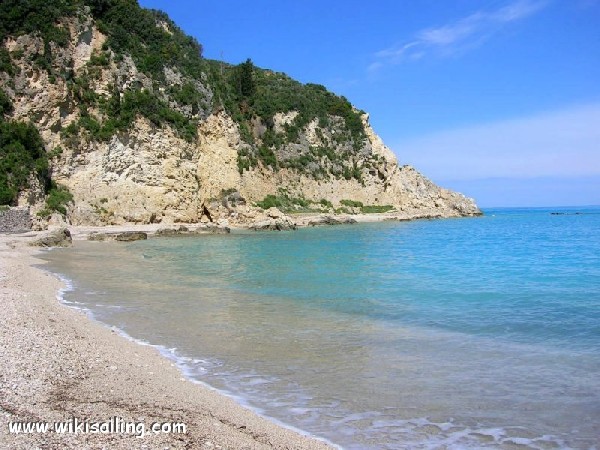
top-left (0, 212), bottom-right (481, 448)
top-left (61, 208), bottom-right (483, 240)
top-left (0, 233), bottom-right (334, 449)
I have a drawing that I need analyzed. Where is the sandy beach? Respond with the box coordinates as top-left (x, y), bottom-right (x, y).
top-left (0, 231), bottom-right (333, 449)
top-left (0, 210), bottom-right (476, 449)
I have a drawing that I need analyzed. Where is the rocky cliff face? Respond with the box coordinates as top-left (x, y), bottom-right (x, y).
top-left (0, 6), bottom-right (480, 227)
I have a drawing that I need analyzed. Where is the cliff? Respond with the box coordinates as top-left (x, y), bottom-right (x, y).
top-left (0, 0), bottom-right (480, 228)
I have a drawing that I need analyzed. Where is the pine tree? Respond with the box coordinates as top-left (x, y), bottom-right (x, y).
top-left (238, 58), bottom-right (255, 99)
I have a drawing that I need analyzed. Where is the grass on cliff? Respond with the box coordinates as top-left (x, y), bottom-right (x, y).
top-left (255, 194), bottom-right (311, 211)
top-left (339, 200), bottom-right (394, 214)
top-left (207, 59), bottom-right (367, 162)
top-left (360, 205), bottom-right (394, 214)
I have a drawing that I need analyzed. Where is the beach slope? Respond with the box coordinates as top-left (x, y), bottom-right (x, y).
top-left (0, 234), bottom-right (332, 449)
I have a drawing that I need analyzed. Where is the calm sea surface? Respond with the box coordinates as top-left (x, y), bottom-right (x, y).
top-left (43, 207), bottom-right (600, 449)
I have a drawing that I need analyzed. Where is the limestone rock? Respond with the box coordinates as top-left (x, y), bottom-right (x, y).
top-left (88, 231), bottom-right (147, 241)
top-left (155, 225), bottom-right (190, 236)
top-left (265, 207), bottom-right (285, 219)
top-left (30, 228), bottom-right (72, 247)
top-left (0, 12), bottom-right (481, 227)
top-left (193, 224), bottom-right (231, 234)
top-left (87, 232), bottom-right (110, 241)
top-left (307, 215), bottom-right (357, 226)
top-left (115, 231), bottom-right (148, 241)
top-left (250, 216), bottom-right (297, 231)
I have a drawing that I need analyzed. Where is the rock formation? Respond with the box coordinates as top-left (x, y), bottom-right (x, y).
top-left (0, 2), bottom-right (481, 228)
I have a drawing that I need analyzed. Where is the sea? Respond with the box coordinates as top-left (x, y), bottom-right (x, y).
top-left (42, 207), bottom-right (600, 449)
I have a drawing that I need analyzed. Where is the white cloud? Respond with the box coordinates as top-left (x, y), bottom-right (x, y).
top-left (370, 0), bottom-right (547, 69)
top-left (367, 61), bottom-right (384, 74)
top-left (390, 103), bottom-right (600, 181)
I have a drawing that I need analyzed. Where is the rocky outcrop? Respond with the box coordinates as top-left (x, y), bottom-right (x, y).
top-left (193, 224), bottom-right (231, 234)
top-left (88, 231), bottom-right (147, 241)
top-left (306, 215), bottom-right (357, 226)
top-left (249, 207), bottom-right (297, 231)
top-left (115, 231), bottom-right (147, 241)
top-left (0, 10), bottom-right (480, 228)
top-left (29, 228), bottom-right (72, 247)
top-left (249, 218), bottom-right (296, 231)
top-left (155, 225), bottom-right (190, 236)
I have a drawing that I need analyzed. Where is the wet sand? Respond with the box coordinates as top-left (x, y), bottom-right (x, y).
top-left (0, 232), bottom-right (333, 449)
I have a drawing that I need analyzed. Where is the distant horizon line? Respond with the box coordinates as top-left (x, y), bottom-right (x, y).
top-left (478, 204), bottom-right (600, 209)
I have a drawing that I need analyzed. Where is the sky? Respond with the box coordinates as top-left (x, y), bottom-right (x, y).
top-left (138, 0), bottom-right (600, 207)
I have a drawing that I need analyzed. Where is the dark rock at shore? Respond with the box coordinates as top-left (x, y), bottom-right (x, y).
top-left (87, 232), bottom-right (109, 241)
top-left (193, 224), bottom-right (231, 234)
top-left (250, 218), bottom-right (297, 231)
top-left (88, 231), bottom-right (148, 241)
top-left (155, 225), bottom-right (190, 236)
top-left (307, 215), bottom-right (357, 226)
top-left (115, 231), bottom-right (148, 241)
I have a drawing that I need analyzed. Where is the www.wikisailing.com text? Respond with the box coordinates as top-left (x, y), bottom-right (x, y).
top-left (8, 416), bottom-right (186, 438)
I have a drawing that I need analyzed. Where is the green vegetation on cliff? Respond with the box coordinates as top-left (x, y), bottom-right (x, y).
top-left (37, 182), bottom-right (74, 217)
top-left (204, 59), bottom-right (367, 176)
top-left (0, 90), bottom-right (50, 205)
top-left (0, 0), bottom-right (376, 205)
top-left (0, 0), bottom-right (74, 48)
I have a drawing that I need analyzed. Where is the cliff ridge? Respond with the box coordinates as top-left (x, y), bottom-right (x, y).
top-left (0, 1), bottom-right (480, 228)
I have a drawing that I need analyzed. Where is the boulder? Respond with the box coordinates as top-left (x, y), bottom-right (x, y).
top-left (250, 216), bottom-right (297, 231)
top-left (115, 231), bottom-right (147, 241)
top-left (194, 223), bottom-right (231, 234)
top-left (87, 232), bottom-right (110, 241)
top-left (265, 207), bottom-right (285, 219)
top-left (155, 225), bottom-right (190, 236)
top-left (222, 191), bottom-right (246, 208)
top-left (89, 231), bottom-right (148, 241)
top-left (30, 228), bottom-right (72, 247)
top-left (307, 215), bottom-right (357, 226)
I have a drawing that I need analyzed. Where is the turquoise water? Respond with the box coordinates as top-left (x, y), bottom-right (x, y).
top-left (44, 208), bottom-right (600, 449)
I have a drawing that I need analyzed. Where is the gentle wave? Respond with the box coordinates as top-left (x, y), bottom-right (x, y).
top-left (41, 208), bottom-right (600, 448)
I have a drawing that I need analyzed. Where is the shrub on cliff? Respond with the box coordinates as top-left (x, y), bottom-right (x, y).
top-left (37, 183), bottom-right (73, 217)
top-left (0, 0), bottom-right (74, 47)
top-left (0, 104), bottom-right (50, 205)
top-left (0, 0), bottom-right (372, 187)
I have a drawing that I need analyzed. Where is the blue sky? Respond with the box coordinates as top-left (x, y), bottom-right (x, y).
top-left (138, 0), bottom-right (600, 207)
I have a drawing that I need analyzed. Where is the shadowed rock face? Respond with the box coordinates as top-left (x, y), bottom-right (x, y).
top-left (0, 10), bottom-right (480, 227)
